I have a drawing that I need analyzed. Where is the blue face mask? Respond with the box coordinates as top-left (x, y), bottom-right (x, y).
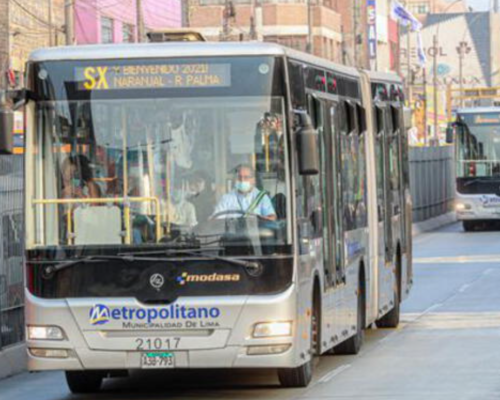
top-left (235, 181), bottom-right (252, 193)
top-left (71, 178), bottom-right (82, 188)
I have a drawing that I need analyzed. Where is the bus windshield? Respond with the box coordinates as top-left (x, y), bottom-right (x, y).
top-left (28, 58), bottom-right (290, 255)
top-left (456, 112), bottom-right (500, 178)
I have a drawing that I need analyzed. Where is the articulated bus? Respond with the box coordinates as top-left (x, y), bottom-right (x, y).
top-left (448, 107), bottom-right (500, 231)
top-left (0, 42), bottom-right (411, 392)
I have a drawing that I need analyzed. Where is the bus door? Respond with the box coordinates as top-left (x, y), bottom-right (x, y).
top-left (387, 106), bottom-right (402, 254)
top-left (308, 94), bottom-right (341, 289)
top-left (374, 105), bottom-right (393, 265)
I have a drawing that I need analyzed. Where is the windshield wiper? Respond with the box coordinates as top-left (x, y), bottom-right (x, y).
top-left (464, 178), bottom-right (497, 186)
top-left (39, 249), bottom-right (263, 279)
top-left (119, 248), bottom-right (262, 276)
top-left (39, 254), bottom-right (183, 278)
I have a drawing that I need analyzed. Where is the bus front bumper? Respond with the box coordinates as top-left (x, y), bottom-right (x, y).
top-left (456, 195), bottom-right (500, 220)
top-left (27, 344), bottom-right (296, 371)
top-left (26, 286), bottom-right (309, 371)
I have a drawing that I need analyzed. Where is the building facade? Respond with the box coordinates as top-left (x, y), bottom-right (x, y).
top-left (404, 0), bottom-right (467, 21)
top-left (188, 0), bottom-right (343, 63)
top-left (1, 0), bottom-right (66, 89)
top-left (187, 0), bottom-right (400, 72)
top-left (402, 11), bottom-right (500, 142)
top-left (75, 0), bottom-right (182, 45)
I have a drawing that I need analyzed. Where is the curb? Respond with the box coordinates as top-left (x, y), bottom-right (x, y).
top-left (412, 212), bottom-right (457, 237)
top-left (0, 343), bottom-right (26, 380)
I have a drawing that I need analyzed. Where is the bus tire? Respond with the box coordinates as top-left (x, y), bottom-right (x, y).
top-left (376, 255), bottom-right (401, 328)
top-left (65, 371), bottom-right (104, 394)
top-left (334, 272), bottom-right (365, 355)
top-left (278, 289), bottom-right (319, 388)
top-left (463, 221), bottom-right (476, 232)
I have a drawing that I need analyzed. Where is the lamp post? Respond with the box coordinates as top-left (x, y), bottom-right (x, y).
top-left (431, 0), bottom-right (463, 145)
top-left (306, 0), bottom-right (314, 54)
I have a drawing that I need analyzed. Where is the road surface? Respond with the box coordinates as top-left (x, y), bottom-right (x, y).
top-left (2, 222), bottom-right (500, 399)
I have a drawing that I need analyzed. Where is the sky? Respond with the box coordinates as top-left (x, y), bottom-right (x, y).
top-left (467, 0), bottom-right (491, 11)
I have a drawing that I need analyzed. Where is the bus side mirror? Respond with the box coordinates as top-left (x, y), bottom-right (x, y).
top-left (445, 124), bottom-right (454, 144)
top-left (0, 274), bottom-right (6, 296)
top-left (295, 112), bottom-right (319, 175)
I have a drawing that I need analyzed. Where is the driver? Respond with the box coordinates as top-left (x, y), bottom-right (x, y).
top-left (213, 164), bottom-right (277, 221)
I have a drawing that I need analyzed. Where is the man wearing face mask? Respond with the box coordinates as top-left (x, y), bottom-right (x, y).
top-left (213, 164), bottom-right (276, 221)
top-left (61, 155), bottom-right (101, 200)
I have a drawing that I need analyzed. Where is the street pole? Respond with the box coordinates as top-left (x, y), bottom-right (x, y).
top-left (459, 51), bottom-right (464, 107)
top-left (182, 0), bottom-right (190, 27)
top-left (223, 0), bottom-right (230, 40)
top-left (353, 0), bottom-right (358, 66)
top-left (433, 34), bottom-right (438, 145)
top-left (136, 0), bottom-right (145, 43)
top-left (65, 0), bottom-right (75, 45)
top-left (495, 0), bottom-right (499, 13)
top-left (250, 0), bottom-right (258, 40)
top-left (423, 67), bottom-right (428, 146)
top-left (48, 0), bottom-right (54, 46)
top-left (407, 29), bottom-right (411, 99)
top-left (307, 0), bottom-right (313, 54)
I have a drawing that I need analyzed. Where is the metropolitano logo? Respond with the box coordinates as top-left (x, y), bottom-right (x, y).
top-left (89, 304), bottom-right (111, 326)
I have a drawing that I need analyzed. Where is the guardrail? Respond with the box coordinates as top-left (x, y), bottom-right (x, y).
top-left (409, 146), bottom-right (455, 223)
top-left (0, 155), bottom-right (24, 351)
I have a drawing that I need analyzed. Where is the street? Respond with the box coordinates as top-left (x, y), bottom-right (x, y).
top-left (1, 222), bottom-right (500, 399)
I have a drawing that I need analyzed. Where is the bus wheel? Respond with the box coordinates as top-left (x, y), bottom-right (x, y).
top-left (277, 294), bottom-right (319, 388)
top-left (463, 221), bottom-right (476, 232)
top-left (334, 275), bottom-right (365, 355)
top-left (65, 371), bottom-right (104, 394)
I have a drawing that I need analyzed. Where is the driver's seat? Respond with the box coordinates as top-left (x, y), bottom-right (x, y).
top-left (272, 193), bottom-right (287, 219)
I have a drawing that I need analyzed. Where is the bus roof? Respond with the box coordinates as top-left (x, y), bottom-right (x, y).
top-left (28, 41), bottom-right (360, 78)
top-left (457, 107), bottom-right (500, 114)
top-left (364, 70), bottom-right (403, 85)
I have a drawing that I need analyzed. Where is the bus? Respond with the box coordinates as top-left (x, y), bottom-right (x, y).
top-left (0, 42), bottom-right (411, 392)
top-left (448, 107), bottom-right (500, 231)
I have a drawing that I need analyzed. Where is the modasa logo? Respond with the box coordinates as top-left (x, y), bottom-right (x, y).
top-left (177, 272), bottom-right (241, 286)
top-left (89, 304), bottom-right (111, 325)
top-left (88, 304), bottom-right (221, 326)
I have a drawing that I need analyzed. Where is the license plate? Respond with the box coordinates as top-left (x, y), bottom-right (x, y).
top-left (140, 352), bottom-right (175, 369)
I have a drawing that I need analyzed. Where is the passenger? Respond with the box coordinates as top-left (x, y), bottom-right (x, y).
top-left (188, 171), bottom-right (216, 223)
top-left (169, 182), bottom-right (198, 227)
top-left (61, 155), bottom-right (100, 199)
top-left (213, 164), bottom-right (277, 220)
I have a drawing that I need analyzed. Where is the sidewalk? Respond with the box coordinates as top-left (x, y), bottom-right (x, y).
top-left (0, 343), bottom-right (26, 380)
top-left (412, 211), bottom-right (457, 236)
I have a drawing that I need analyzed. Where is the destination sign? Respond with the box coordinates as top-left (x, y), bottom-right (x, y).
top-left (472, 114), bottom-right (500, 125)
top-left (76, 63), bottom-right (231, 90)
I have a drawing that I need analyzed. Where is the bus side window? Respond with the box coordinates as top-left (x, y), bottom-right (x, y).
top-left (375, 106), bottom-right (385, 223)
top-left (387, 107), bottom-right (401, 209)
top-left (355, 103), bottom-right (368, 229)
top-left (307, 94), bottom-right (323, 238)
top-left (288, 62), bottom-right (306, 110)
top-left (340, 101), bottom-right (358, 232)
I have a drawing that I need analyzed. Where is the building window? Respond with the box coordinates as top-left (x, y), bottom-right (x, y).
top-left (101, 17), bottom-right (114, 44)
top-left (412, 3), bottom-right (429, 14)
top-left (123, 24), bottom-right (135, 43)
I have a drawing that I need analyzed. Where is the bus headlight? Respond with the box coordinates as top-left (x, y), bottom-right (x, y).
top-left (253, 322), bottom-right (292, 338)
top-left (456, 203), bottom-right (472, 211)
top-left (28, 326), bottom-right (65, 341)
